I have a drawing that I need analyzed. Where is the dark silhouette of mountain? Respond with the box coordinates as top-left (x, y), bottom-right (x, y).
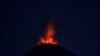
top-left (24, 44), bottom-right (77, 56)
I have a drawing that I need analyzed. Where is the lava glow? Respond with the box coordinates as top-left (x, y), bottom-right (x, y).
top-left (38, 23), bottom-right (58, 45)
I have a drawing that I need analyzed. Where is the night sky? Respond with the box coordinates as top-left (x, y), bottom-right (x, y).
top-left (1, 0), bottom-right (97, 56)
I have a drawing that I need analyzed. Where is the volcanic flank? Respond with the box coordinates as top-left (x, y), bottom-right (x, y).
top-left (25, 22), bottom-right (77, 56)
top-left (24, 44), bottom-right (77, 56)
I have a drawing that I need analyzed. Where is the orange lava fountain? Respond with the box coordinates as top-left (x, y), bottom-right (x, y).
top-left (38, 23), bottom-right (58, 45)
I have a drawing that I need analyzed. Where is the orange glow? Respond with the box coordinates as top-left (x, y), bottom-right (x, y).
top-left (38, 23), bottom-right (58, 45)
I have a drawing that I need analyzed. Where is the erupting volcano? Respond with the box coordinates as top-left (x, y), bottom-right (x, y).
top-left (38, 23), bottom-right (58, 45)
top-left (24, 22), bottom-right (77, 56)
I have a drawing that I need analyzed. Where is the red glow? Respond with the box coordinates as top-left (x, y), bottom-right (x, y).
top-left (38, 23), bottom-right (58, 45)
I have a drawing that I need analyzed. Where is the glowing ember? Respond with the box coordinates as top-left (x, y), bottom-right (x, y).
top-left (38, 23), bottom-right (58, 45)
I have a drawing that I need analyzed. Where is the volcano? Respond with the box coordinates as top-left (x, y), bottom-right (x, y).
top-left (25, 22), bottom-right (77, 56)
top-left (24, 44), bottom-right (77, 56)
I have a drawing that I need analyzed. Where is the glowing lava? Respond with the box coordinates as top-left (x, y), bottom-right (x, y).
top-left (38, 23), bottom-right (58, 45)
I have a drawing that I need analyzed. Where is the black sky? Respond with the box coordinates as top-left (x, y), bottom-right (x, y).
top-left (1, 0), bottom-right (97, 56)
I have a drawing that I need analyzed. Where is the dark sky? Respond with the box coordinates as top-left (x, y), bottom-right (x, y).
top-left (1, 0), bottom-right (97, 56)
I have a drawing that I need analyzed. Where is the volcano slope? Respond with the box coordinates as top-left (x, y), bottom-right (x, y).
top-left (24, 44), bottom-right (77, 56)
